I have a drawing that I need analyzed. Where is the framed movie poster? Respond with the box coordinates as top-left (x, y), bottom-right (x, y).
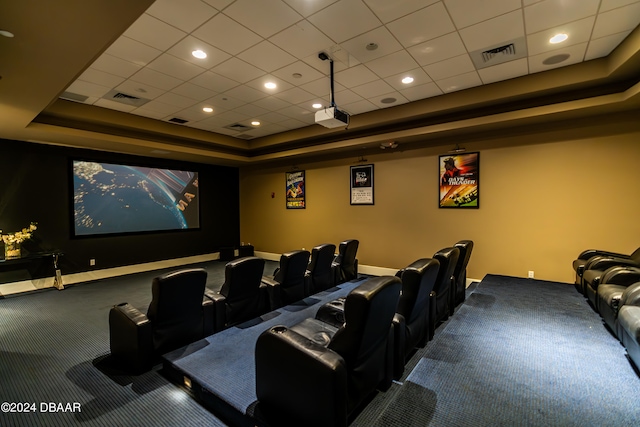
top-left (286, 170), bottom-right (305, 209)
top-left (439, 152), bottom-right (479, 208)
top-left (350, 164), bottom-right (374, 205)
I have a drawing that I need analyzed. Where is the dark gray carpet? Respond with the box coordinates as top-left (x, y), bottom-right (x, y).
top-left (353, 275), bottom-right (640, 427)
top-left (0, 259), bottom-right (277, 427)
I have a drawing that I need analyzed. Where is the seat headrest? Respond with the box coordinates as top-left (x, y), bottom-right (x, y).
top-left (221, 256), bottom-right (265, 299)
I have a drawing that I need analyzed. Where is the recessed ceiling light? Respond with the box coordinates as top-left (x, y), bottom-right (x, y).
top-left (549, 33), bottom-right (568, 44)
top-left (0, 30), bottom-right (15, 38)
top-left (192, 49), bottom-right (207, 59)
top-left (251, 121), bottom-right (261, 126)
top-left (312, 103), bottom-right (322, 109)
top-left (202, 107), bottom-right (213, 113)
top-left (264, 82), bottom-right (277, 89)
top-left (402, 76), bottom-right (414, 84)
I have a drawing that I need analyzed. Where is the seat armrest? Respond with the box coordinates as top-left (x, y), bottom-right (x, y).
top-left (255, 326), bottom-right (348, 427)
top-left (621, 282), bottom-right (640, 307)
top-left (109, 303), bottom-right (153, 373)
top-left (392, 313), bottom-right (406, 380)
top-left (261, 276), bottom-right (282, 310)
top-left (202, 296), bottom-right (214, 336)
top-left (204, 289), bottom-right (227, 332)
top-left (315, 297), bottom-right (346, 328)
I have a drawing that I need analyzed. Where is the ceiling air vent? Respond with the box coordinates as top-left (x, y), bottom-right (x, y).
top-left (224, 123), bottom-right (253, 132)
top-left (103, 89), bottom-right (150, 107)
top-left (168, 117), bottom-right (189, 124)
top-left (60, 91), bottom-right (89, 103)
top-left (469, 37), bottom-right (527, 70)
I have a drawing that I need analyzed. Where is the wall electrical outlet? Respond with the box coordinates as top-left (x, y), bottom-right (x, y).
top-left (528, 270), bottom-right (534, 278)
top-left (90, 258), bottom-right (96, 266)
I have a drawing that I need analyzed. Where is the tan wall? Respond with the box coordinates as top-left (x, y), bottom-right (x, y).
top-left (239, 122), bottom-right (640, 284)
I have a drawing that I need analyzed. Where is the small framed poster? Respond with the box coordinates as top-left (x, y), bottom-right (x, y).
top-left (350, 164), bottom-right (374, 205)
top-left (439, 152), bottom-right (479, 208)
top-left (286, 170), bottom-right (305, 209)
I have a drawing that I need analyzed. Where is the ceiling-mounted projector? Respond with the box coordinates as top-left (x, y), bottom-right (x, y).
top-left (315, 106), bottom-right (350, 128)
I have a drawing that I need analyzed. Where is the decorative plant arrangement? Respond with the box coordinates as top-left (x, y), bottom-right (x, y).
top-left (1, 222), bottom-right (37, 259)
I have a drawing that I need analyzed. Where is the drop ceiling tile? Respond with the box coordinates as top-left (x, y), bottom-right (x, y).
top-left (115, 80), bottom-right (166, 99)
top-left (273, 87), bottom-right (317, 104)
top-left (407, 32), bottom-right (467, 66)
top-left (224, 85), bottom-right (270, 103)
top-left (270, 20), bottom-right (335, 59)
top-left (147, 53), bottom-right (206, 81)
top-left (171, 82), bottom-right (218, 101)
top-left (123, 13), bottom-right (187, 51)
top-left (340, 26), bottom-right (403, 63)
top-left (383, 68), bottom-right (432, 91)
top-left (399, 81), bottom-right (443, 101)
top-left (130, 108), bottom-right (167, 120)
top-left (277, 118), bottom-right (309, 129)
top-left (173, 104), bottom-right (220, 122)
top-left (252, 96), bottom-right (292, 111)
top-left (301, 77), bottom-right (346, 97)
top-left (528, 42), bottom-right (587, 73)
top-left (90, 54), bottom-right (143, 78)
top-left (444, 0), bottom-right (521, 29)
top-left (104, 36), bottom-right (162, 67)
top-left (592, 2), bottom-right (640, 39)
top-left (129, 68), bottom-right (183, 91)
top-left (277, 104), bottom-right (316, 120)
top-left (232, 103), bottom-right (270, 118)
top-left (212, 58), bottom-right (265, 84)
top-left (423, 54), bottom-right (475, 80)
top-left (204, 110), bottom-right (252, 127)
top-left (477, 57), bottom-right (528, 84)
top-left (129, 99), bottom-right (179, 115)
top-left (78, 68), bottom-right (126, 88)
top-left (224, 0), bottom-right (302, 38)
top-left (166, 36), bottom-right (231, 69)
top-left (253, 110), bottom-right (291, 123)
top-left (201, 0), bottom-right (234, 10)
top-left (238, 41), bottom-right (297, 73)
top-left (585, 31), bottom-right (631, 60)
top-left (364, 0), bottom-right (440, 24)
top-left (333, 89), bottom-right (366, 105)
top-left (435, 70), bottom-right (482, 93)
top-left (193, 13), bottom-right (262, 55)
top-left (459, 10), bottom-right (524, 52)
top-left (369, 91), bottom-right (410, 108)
top-left (351, 79), bottom-right (396, 98)
top-left (365, 50), bottom-right (420, 78)
top-left (307, 0), bottom-right (382, 44)
top-left (341, 99), bottom-right (378, 114)
top-left (271, 61), bottom-right (325, 85)
top-left (524, 0), bottom-right (600, 34)
top-left (600, 0), bottom-right (640, 13)
top-left (190, 71), bottom-right (240, 93)
top-left (154, 92), bottom-right (199, 109)
top-left (386, 2), bottom-right (456, 48)
top-left (527, 17), bottom-right (595, 56)
top-left (146, 0), bottom-right (218, 33)
top-left (203, 94), bottom-right (244, 110)
top-left (65, 80), bottom-right (112, 99)
top-left (283, 0), bottom-right (339, 17)
top-left (334, 64), bottom-right (380, 87)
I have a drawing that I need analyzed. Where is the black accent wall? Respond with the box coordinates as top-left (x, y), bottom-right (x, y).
top-left (0, 139), bottom-right (240, 275)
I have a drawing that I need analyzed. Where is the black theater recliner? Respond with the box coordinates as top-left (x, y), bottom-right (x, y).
top-left (109, 268), bottom-right (213, 373)
top-left (582, 256), bottom-right (640, 311)
top-left (572, 246), bottom-right (640, 294)
top-left (452, 240), bottom-right (474, 307)
top-left (305, 243), bottom-right (337, 294)
top-left (595, 266), bottom-right (640, 334)
top-left (393, 258), bottom-right (440, 378)
top-left (332, 239), bottom-right (359, 285)
top-left (431, 247), bottom-right (460, 335)
top-left (206, 256), bottom-right (268, 332)
top-left (255, 276), bottom-right (402, 427)
top-left (261, 249), bottom-right (310, 310)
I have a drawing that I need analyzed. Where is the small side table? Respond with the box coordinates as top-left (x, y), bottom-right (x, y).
top-left (238, 244), bottom-right (254, 257)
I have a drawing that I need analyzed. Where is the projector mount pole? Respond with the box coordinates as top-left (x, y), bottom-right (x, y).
top-left (319, 52), bottom-right (336, 108)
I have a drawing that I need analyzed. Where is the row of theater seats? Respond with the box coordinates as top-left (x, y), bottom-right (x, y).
top-left (253, 240), bottom-right (474, 427)
top-left (108, 239), bottom-right (360, 374)
top-left (572, 247), bottom-right (640, 371)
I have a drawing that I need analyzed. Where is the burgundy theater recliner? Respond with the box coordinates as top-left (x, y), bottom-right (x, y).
top-left (254, 275), bottom-right (402, 427)
top-left (109, 268), bottom-right (213, 373)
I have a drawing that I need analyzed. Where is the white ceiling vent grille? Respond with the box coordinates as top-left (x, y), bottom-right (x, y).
top-left (470, 37), bottom-right (527, 70)
top-left (60, 91), bottom-right (89, 103)
top-left (103, 90), bottom-right (150, 107)
top-left (224, 123), bottom-right (253, 132)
